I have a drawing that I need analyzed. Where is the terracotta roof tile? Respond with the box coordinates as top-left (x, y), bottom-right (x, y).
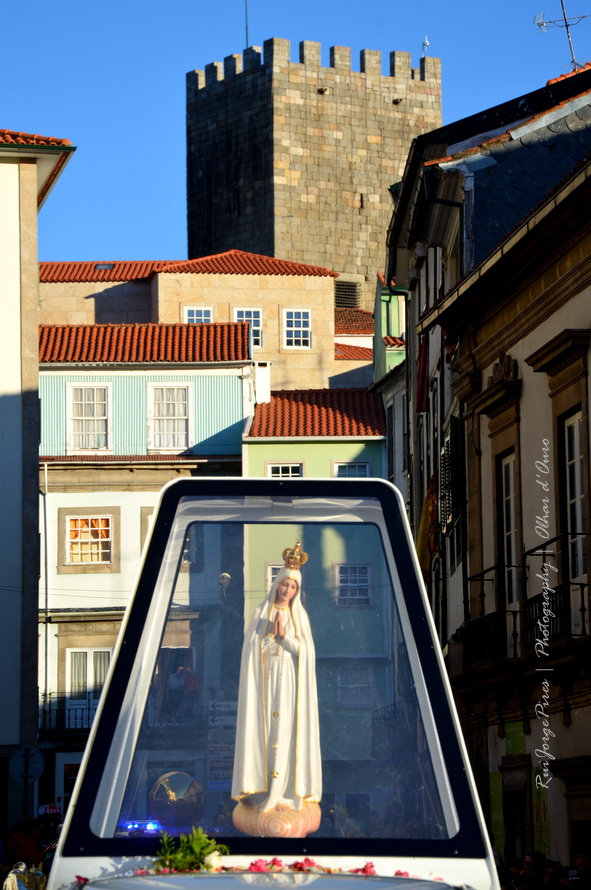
top-left (383, 335), bottom-right (405, 348)
top-left (0, 128), bottom-right (71, 147)
top-left (335, 343), bottom-right (373, 360)
top-left (547, 62), bottom-right (591, 85)
top-left (39, 453), bottom-right (239, 464)
top-left (39, 323), bottom-right (250, 363)
top-left (249, 389), bottom-right (385, 438)
top-left (40, 261), bottom-right (167, 283)
top-left (334, 308), bottom-right (375, 335)
top-left (40, 251), bottom-right (338, 283)
top-left (160, 250), bottom-right (338, 277)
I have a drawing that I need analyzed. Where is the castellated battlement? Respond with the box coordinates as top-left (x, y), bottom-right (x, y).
top-left (186, 36), bottom-right (442, 306)
top-left (187, 36), bottom-right (441, 92)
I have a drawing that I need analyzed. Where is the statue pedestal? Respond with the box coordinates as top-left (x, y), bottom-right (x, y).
top-left (233, 800), bottom-right (321, 838)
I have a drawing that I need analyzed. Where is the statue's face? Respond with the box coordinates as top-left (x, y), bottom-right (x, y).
top-left (275, 577), bottom-right (299, 605)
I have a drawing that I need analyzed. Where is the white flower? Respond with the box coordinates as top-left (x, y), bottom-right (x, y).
top-left (204, 851), bottom-right (223, 872)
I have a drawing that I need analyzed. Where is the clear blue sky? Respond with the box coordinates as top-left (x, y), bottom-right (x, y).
top-left (4, 0), bottom-right (590, 262)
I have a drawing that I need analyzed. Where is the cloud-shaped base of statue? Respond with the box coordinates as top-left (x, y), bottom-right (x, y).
top-left (232, 800), bottom-right (321, 838)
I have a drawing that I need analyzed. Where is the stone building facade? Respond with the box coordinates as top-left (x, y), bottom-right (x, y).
top-left (186, 38), bottom-right (442, 310)
top-left (387, 65), bottom-right (591, 865)
top-left (39, 252), bottom-right (372, 390)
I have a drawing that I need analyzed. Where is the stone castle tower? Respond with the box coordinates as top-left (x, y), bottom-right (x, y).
top-left (186, 38), bottom-right (441, 308)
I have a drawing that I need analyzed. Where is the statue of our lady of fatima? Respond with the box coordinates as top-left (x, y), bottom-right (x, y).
top-left (231, 542), bottom-right (322, 838)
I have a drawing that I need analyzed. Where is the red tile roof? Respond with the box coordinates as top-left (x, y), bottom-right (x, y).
top-left (334, 308), bottom-right (374, 335)
top-left (335, 343), bottom-right (373, 361)
top-left (547, 62), bottom-right (591, 85)
top-left (39, 453), bottom-right (239, 464)
top-left (39, 250), bottom-right (338, 283)
top-left (161, 251), bottom-right (338, 277)
top-left (39, 323), bottom-right (251, 364)
top-left (383, 335), bottom-right (405, 348)
top-left (40, 261), bottom-right (166, 283)
top-left (0, 129), bottom-right (72, 147)
top-left (249, 389), bottom-right (385, 438)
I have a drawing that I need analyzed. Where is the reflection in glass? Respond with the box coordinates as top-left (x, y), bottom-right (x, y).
top-left (114, 509), bottom-right (452, 842)
top-left (149, 772), bottom-right (204, 828)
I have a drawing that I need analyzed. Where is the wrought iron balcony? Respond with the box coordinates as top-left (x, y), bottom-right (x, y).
top-left (39, 699), bottom-right (98, 733)
top-left (372, 701), bottom-right (418, 758)
top-left (461, 611), bottom-right (507, 669)
top-left (454, 533), bottom-right (589, 672)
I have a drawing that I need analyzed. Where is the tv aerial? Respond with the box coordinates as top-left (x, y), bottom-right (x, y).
top-left (534, 1), bottom-right (591, 70)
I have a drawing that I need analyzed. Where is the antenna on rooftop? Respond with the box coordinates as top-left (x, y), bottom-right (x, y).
top-left (534, 1), bottom-right (591, 70)
top-left (245, 0), bottom-right (249, 48)
top-left (422, 36), bottom-right (430, 57)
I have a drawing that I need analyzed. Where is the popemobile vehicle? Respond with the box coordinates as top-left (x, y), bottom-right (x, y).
top-left (47, 478), bottom-right (500, 890)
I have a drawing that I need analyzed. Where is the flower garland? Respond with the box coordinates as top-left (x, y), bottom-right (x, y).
top-left (131, 857), bottom-right (443, 881)
top-left (73, 831), bottom-right (444, 888)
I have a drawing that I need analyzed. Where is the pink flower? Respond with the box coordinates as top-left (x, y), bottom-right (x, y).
top-left (249, 860), bottom-right (270, 873)
top-left (349, 863), bottom-right (376, 876)
top-left (75, 878), bottom-right (89, 886)
top-left (268, 859), bottom-right (284, 870)
top-left (292, 858), bottom-right (318, 872)
top-left (134, 869), bottom-right (149, 876)
top-left (394, 870), bottom-right (409, 877)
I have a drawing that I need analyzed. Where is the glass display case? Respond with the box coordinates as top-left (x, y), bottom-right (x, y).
top-left (49, 478), bottom-right (495, 890)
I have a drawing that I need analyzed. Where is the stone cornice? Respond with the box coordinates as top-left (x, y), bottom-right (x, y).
top-left (524, 328), bottom-right (591, 377)
top-left (467, 353), bottom-right (522, 421)
top-left (469, 379), bottom-right (522, 419)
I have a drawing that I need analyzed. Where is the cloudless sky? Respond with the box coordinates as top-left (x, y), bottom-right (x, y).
top-left (4, 0), bottom-right (591, 261)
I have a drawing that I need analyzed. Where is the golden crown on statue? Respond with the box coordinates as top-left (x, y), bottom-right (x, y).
top-left (282, 541), bottom-right (308, 569)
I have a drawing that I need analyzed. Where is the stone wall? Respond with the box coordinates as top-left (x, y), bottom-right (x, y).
top-left (40, 279), bottom-right (152, 325)
top-left (155, 271), bottom-right (354, 390)
top-left (187, 38), bottom-right (442, 309)
top-left (39, 271), bottom-right (370, 390)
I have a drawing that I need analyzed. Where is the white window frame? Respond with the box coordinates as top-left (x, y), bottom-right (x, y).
top-left (235, 308), bottom-right (263, 347)
top-left (565, 411), bottom-right (587, 581)
top-left (66, 648), bottom-right (112, 729)
top-left (501, 452), bottom-right (518, 605)
top-left (67, 382), bottom-right (112, 453)
top-left (267, 463), bottom-right (303, 478)
top-left (57, 507), bottom-right (121, 575)
top-left (333, 462), bottom-right (370, 478)
top-left (266, 563), bottom-right (283, 591)
top-left (67, 648), bottom-right (112, 701)
top-left (147, 384), bottom-right (191, 452)
top-left (283, 309), bottom-right (312, 349)
top-left (66, 514), bottom-right (113, 566)
top-left (184, 307), bottom-right (212, 324)
top-left (334, 563), bottom-right (373, 607)
top-left (336, 664), bottom-right (374, 708)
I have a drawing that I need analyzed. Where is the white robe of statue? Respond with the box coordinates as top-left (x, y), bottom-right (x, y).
top-left (231, 561), bottom-right (322, 813)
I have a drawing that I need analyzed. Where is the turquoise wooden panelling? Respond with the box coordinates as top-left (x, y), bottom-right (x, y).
top-left (40, 373), bottom-right (245, 456)
top-left (193, 376), bottom-right (243, 455)
top-left (39, 375), bottom-right (67, 455)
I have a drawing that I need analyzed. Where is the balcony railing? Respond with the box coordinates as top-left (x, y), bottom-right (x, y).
top-left (39, 701), bottom-right (98, 732)
top-left (372, 701), bottom-right (417, 758)
top-left (39, 696), bottom-right (206, 735)
top-left (456, 533), bottom-right (590, 670)
top-left (461, 611), bottom-right (507, 669)
top-left (523, 586), bottom-right (571, 650)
